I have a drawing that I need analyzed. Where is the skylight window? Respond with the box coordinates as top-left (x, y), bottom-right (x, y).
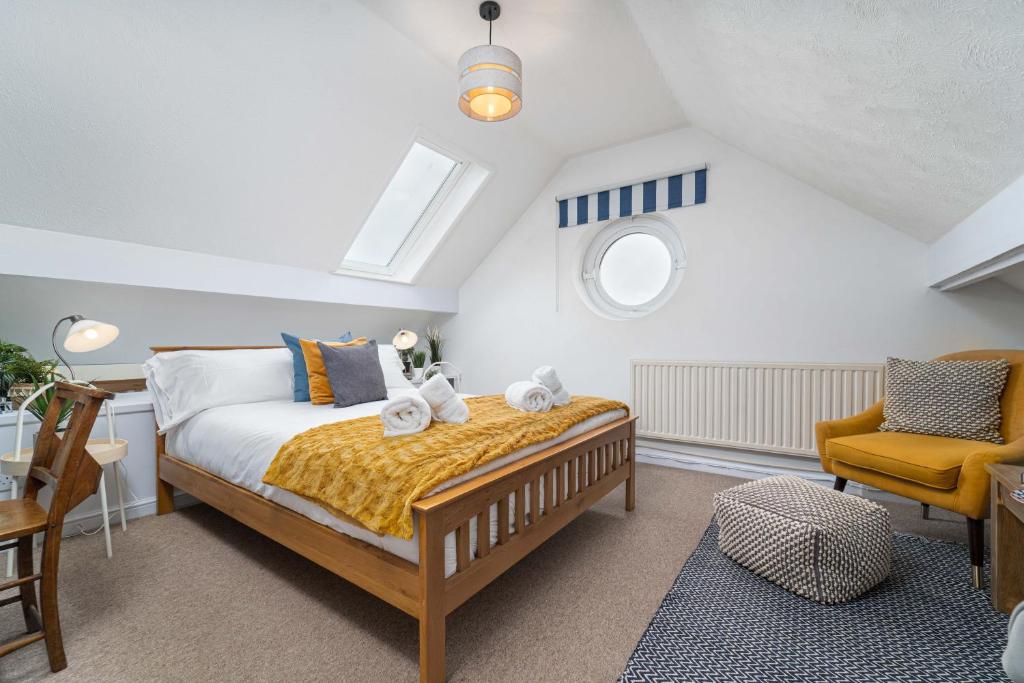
top-left (338, 139), bottom-right (485, 282)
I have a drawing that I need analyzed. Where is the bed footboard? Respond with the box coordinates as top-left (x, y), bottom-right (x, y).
top-left (413, 415), bottom-right (637, 682)
top-left (152, 406), bottom-right (636, 683)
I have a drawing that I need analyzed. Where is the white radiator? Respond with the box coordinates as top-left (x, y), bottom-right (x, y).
top-left (630, 360), bottom-right (885, 458)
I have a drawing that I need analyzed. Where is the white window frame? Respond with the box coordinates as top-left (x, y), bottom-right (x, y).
top-left (336, 133), bottom-right (488, 283)
top-left (576, 213), bottom-right (687, 320)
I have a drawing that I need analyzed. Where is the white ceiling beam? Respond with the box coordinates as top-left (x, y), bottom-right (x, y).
top-left (928, 175), bottom-right (1024, 291)
top-left (0, 223), bottom-right (457, 313)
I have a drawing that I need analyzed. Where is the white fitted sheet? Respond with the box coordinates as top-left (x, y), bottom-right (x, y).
top-left (165, 389), bottom-right (625, 576)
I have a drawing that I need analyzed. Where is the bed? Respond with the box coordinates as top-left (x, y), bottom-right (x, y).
top-left (150, 345), bottom-right (637, 683)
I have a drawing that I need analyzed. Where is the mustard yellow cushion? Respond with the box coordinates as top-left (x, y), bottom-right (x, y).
top-left (299, 337), bottom-right (368, 405)
top-left (826, 431), bottom-right (984, 490)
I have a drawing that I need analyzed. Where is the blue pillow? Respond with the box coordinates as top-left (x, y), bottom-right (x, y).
top-left (281, 331), bottom-right (353, 401)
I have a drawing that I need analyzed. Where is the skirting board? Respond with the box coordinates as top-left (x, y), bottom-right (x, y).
top-left (59, 490), bottom-right (199, 539)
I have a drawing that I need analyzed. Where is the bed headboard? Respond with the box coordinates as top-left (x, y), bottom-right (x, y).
top-left (149, 345), bottom-right (284, 353)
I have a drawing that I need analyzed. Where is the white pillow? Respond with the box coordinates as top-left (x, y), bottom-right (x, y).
top-left (377, 344), bottom-right (414, 389)
top-left (143, 348), bottom-right (293, 433)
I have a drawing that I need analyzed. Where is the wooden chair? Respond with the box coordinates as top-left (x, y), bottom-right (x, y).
top-left (0, 382), bottom-right (113, 672)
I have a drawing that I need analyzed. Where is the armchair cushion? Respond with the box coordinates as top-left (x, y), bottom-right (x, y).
top-left (879, 356), bottom-right (1010, 444)
top-left (827, 432), bottom-right (986, 490)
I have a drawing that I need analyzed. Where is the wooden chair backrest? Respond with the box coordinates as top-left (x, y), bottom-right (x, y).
top-left (25, 382), bottom-right (115, 527)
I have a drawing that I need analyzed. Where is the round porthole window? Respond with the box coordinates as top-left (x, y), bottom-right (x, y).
top-left (576, 214), bottom-right (686, 320)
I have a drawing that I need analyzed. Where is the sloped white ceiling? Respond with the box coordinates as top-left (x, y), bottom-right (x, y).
top-left (626, 0), bottom-right (1024, 242)
top-left (358, 0), bottom-right (687, 158)
top-left (0, 0), bottom-right (685, 291)
top-left (4, 0), bottom-right (1022, 299)
top-left (0, 0), bottom-right (556, 289)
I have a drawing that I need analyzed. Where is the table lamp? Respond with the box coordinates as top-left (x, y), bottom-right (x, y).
top-left (52, 314), bottom-right (120, 380)
top-left (392, 329), bottom-right (418, 375)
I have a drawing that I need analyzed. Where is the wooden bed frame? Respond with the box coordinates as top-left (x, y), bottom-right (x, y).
top-left (150, 345), bottom-right (637, 683)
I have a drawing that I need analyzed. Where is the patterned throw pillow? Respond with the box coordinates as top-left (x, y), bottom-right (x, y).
top-left (879, 357), bottom-right (1010, 444)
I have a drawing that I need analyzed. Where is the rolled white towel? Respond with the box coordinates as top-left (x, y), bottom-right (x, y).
top-left (531, 365), bottom-right (570, 406)
top-left (505, 381), bottom-right (553, 413)
top-left (419, 374), bottom-right (469, 424)
top-left (380, 393), bottom-right (432, 437)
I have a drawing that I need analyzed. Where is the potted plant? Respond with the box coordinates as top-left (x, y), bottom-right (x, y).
top-left (1, 340), bottom-right (36, 398)
top-left (426, 326), bottom-right (444, 364)
top-left (0, 339), bottom-right (68, 425)
top-left (424, 326), bottom-right (443, 381)
top-left (412, 350), bottom-right (427, 381)
top-left (423, 327), bottom-right (458, 389)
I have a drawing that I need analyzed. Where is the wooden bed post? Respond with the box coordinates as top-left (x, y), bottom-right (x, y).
top-left (625, 418), bottom-right (636, 512)
top-left (417, 507), bottom-right (445, 683)
top-left (155, 432), bottom-right (175, 515)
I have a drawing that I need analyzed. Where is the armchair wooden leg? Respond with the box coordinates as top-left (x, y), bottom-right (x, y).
top-left (833, 477), bottom-right (847, 492)
top-left (967, 517), bottom-right (984, 589)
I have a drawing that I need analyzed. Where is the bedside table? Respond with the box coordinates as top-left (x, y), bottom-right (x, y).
top-left (2, 438), bottom-right (129, 576)
top-left (987, 462), bottom-right (1024, 614)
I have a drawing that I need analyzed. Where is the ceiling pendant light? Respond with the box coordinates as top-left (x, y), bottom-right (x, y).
top-left (458, 1), bottom-right (522, 122)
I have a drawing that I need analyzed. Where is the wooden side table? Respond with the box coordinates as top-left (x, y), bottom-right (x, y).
top-left (987, 463), bottom-right (1024, 614)
top-left (2, 438), bottom-right (128, 576)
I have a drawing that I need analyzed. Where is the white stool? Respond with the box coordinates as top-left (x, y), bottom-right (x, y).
top-left (2, 438), bottom-right (128, 576)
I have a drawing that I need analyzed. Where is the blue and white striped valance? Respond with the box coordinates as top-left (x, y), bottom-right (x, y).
top-left (556, 166), bottom-right (707, 228)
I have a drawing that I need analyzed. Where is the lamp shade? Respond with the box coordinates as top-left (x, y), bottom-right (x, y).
top-left (458, 44), bottom-right (522, 122)
top-left (64, 319), bottom-right (119, 353)
top-left (392, 329), bottom-right (418, 351)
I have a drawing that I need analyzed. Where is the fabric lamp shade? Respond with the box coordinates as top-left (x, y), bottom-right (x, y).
top-left (392, 329), bottom-right (419, 351)
top-left (64, 319), bottom-right (119, 352)
top-left (458, 45), bottom-right (522, 122)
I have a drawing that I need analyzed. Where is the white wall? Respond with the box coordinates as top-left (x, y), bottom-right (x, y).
top-left (440, 127), bottom-right (1024, 402)
top-left (1, 275), bottom-right (433, 365)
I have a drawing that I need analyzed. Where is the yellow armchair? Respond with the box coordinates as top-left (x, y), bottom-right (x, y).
top-left (815, 350), bottom-right (1024, 588)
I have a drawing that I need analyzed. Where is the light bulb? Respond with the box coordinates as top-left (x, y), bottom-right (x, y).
top-left (84, 328), bottom-right (99, 339)
top-left (470, 92), bottom-right (512, 118)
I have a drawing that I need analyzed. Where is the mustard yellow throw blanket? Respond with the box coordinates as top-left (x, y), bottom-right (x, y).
top-left (262, 395), bottom-right (627, 540)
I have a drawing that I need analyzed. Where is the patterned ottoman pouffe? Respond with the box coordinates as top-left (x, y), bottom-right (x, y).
top-left (713, 476), bottom-right (891, 604)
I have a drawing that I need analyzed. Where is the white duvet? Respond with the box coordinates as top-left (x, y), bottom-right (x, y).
top-left (165, 389), bottom-right (625, 576)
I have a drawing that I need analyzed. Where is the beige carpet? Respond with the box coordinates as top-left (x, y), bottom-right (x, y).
top-left (0, 464), bottom-right (982, 682)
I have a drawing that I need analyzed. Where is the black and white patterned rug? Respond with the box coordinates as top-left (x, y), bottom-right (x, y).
top-left (621, 521), bottom-right (1009, 682)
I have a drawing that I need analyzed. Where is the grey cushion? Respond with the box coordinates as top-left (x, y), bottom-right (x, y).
top-left (714, 476), bottom-right (891, 604)
top-left (318, 340), bottom-right (388, 408)
top-left (879, 356), bottom-right (1010, 444)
